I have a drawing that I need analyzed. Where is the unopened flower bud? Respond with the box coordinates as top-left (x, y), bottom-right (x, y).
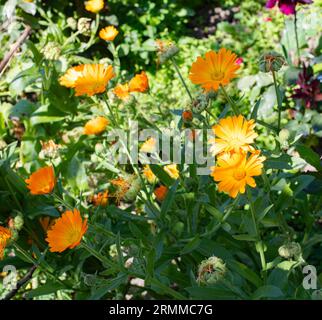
top-left (77, 18), bottom-right (92, 36)
top-left (41, 42), bottom-right (61, 61)
top-left (278, 242), bottom-right (302, 259)
top-left (259, 51), bottom-right (286, 73)
top-left (124, 175), bottom-right (141, 202)
top-left (155, 40), bottom-right (179, 64)
top-left (197, 256), bottom-right (227, 285)
top-left (190, 93), bottom-right (209, 113)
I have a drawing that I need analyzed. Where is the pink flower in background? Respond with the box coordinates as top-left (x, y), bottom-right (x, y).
top-left (236, 57), bottom-right (244, 65)
top-left (263, 17), bottom-right (273, 22)
top-left (266, 0), bottom-right (313, 15)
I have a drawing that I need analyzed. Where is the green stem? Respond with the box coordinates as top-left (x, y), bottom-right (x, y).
top-left (271, 70), bottom-right (282, 132)
top-left (170, 57), bottom-right (193, 102)
top-left (294, 10), bottom-right (301, 66)
top-left (52, 193), bottom-right (73, 210)
top-left (220, 85), bottom-right (239, 115)
top-left (247, 188), bottom-right (267, 275)
top-left (103, 94), bottom-right (118, 126)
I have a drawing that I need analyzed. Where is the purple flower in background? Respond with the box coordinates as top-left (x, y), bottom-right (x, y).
top-left (266, 0), bottom-right (313, 15)
top-left (292, 65), bottom-right (322, 109)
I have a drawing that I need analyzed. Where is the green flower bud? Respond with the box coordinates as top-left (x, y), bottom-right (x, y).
top-left (173, 221), bottom-right (184, 237)
top-left (124, 175), bottom-right (141, 202)
top-left (77, 18), bottom-right (92, 36)
top-left (13, 212), bottom-right (24, 231)
top-left (190, 92), bottom-right (209, 113)
top-left (278, 128), bottom-right (290, 149)
top-left (67, 17), bottom-right (77, 30)
top-left (41, 42), bottom-right (61, 61)
top-left (278, 242), bottom-right (302, 259)
top-left (259, 51), bottom-right (286, 73)
top-left (197, 256), bottom-right (227, 285)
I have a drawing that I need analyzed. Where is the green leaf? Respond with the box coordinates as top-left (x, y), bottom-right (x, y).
top-left (296, 144), bottom-right (322, 171)
top-left (229, 260), bottom-right (263, 287)
top-left (181, 235), bottom-right (201, 255)
top-left (150, 164), bottom-right (174, 187)
top-left (232, 234), bottom-right (257, 241)
top-left (90, 273), bottom-right (127, 300)
top-left (160, 179), bottom-right (179, 216)
top-left (185, 286), bottom-right (238, 300)
top-left (25, 281), bottom-right (67, 299)
top-left (252, 285), bottom-right (284, 300)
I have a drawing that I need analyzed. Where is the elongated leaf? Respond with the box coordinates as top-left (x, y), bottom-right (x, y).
top-left (296, 144), bottom-right (322, 171)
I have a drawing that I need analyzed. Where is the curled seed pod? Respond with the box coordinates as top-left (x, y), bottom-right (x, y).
top-left (77, 18), bottom-right (92, 36)
top-left (42, 42), bottom-right (61, 60)
top-left (67, 17), bottom-right (77, 30)
top-left (197, 256), bottom-right (227, 285)
top-left (278, 242), bottom-right (302, 260)
top-left (259, 51), bottom-right (286, 73)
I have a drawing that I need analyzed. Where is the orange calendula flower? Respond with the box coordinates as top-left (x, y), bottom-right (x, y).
top-left (211, 152), bottom-right (265, 198)
top-left (84, 116), bottom-right (109, 135)
top-left (113, 83), bottom-right (130, 100)
top-left (164, 164), bottom-right (179, 180)
top-left (189, 48), bottom-right (240, 92)
top-left (143, 165), bottom-right (157, 184)
top-left (25, 166), bottom-right (56, 195)
top-left (129, 71), bottom-right (149, 93)
top-left (140, 137), bottom-right (157, 153)
top-left (209, 115), bottom-right (258, 156)
top-left (154, 185), bottom-right (168, 202)
top-left (85, 0), bottom-right (104, 13)
top-left (74, 64), bottom-right (115, 97)
top-left (0, 226), bottom-right (11, 260)
top-left (92, 191), bottom-right (109, 207)
top-left (46, 209), bottom-right (88, 253)
top-left (182, 110), bottom-right (193, 122)
top-left (59, 65), bottom-right (85, 88)
top-left (99, 26), bottom-right (119, 41)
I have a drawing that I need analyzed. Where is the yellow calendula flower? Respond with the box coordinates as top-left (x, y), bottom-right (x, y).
top-left (140, 137), bottom-right (157, 153)
top-left (99, 26), bottom-right (119, 41)
top-left (59, 65), bottom-right (85, 88)
top-left (0, 226), bottom-right (11, 260)
top-left (46, 209), bottom-right (88, 253)
top-left (164, 164), bottom-right (179, 180)
top-left (142, 165), bottom-right (157, 184)
top-left (113, 83), bottom-right (130, 100)
top-left (209, 115), bottom-right (258, 156)
top-left (85, 0), bottom-right (104, 13)
top-left (84, 116), bottom-right (109, 135)
top-left (74, 64), bottom-right (115, 97)
top-left (189, 48), bottom-right (240, 92)
top-left (211, 152), bottom-right (265, 198)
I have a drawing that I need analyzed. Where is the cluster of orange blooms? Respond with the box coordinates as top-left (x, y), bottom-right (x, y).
top-left (0, 3), bottom-right (266, 261)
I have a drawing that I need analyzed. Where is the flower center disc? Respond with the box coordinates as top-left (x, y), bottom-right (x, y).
top-left (211, 71), bottom-right (225, 81)
top-left (233, 169), bottom-right (246, 181)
